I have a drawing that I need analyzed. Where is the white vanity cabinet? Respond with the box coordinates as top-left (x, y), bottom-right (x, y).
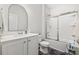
top-left (28, 36), bottom-right (39, 55)
top-left (2, 39), bottom-right (25, 55)
top-left (0, 33), bottom-right (39, 55)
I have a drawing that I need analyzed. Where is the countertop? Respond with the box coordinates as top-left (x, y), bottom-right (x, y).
top-left (0, 33), bottom-right (38, 43)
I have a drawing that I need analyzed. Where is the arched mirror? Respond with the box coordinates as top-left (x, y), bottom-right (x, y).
top-left (8, 4), bottom-right (28, 31)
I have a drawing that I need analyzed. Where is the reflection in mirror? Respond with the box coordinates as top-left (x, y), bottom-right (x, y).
top-left (8, 4), bottom-right (28, 32)
top-left (0, 9), bottom-right (4, 34)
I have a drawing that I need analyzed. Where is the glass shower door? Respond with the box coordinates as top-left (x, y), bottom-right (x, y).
top-left (47, 17), bottom-right (58, 40)
top-left (59, 14), bottom-right (77, 42)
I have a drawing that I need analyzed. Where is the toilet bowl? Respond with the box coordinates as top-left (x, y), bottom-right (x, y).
top-left (40, 41), bottom-right (50, 54)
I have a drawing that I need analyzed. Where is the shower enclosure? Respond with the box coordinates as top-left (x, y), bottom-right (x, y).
top-left (46, 11), bottom-right (78, 43)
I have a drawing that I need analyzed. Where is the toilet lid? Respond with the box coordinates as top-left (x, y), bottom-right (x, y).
top-left (40, 41), bottom-right (50, 47)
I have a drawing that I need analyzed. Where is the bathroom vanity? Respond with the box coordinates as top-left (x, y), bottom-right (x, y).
top-left (0, 4), bottom-right (39, 55)
top-left (0, 33), bottom-right (39, 55)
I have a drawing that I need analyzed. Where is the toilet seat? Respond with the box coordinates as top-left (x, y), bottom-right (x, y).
top-left (40, 41), bottom-right (50, 47)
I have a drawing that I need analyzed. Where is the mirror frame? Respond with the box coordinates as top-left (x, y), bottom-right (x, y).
top-left (0, 9), bottom-right (4, 33)
top-left (8, 4), bottom-right (28, 31)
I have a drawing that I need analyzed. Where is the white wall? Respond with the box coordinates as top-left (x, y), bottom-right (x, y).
top-left (42, 5), bottom-right (50, 39)
top-left (22, 4), bottom-right (42, 34)
top-left (0, 4), bottom-right (42, 34)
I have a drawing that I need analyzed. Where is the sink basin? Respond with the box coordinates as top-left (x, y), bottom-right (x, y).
top-left (0, 34), bottom-right (27, 39)
top-left (0, 33), bottom-right (37, 39)
top-left (0, 34), bottom-right (15, 39)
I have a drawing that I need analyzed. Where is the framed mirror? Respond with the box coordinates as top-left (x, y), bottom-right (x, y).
top-left (8, 4), bottom-right (28, 31)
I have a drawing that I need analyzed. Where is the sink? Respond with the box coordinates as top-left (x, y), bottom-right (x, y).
top-left (0, 33), bottom-right (36, 39)
top-left (0, 34), bottom-right (15, 39)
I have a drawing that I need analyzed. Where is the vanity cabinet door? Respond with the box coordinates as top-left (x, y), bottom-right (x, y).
top-left (28, 36), bottom-right (39, 55)
top-left (24, 39), bottom-right (28, 55)
top-left (2, 39), bottom-right (24, 55)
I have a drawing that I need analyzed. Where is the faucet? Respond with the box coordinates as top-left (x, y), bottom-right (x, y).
top-left (18, 30), bottom-right (27, 34)
top-left (25, 30), bottom-right (27, 34)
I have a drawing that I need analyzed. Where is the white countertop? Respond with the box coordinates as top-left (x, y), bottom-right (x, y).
top-left (0, 33), bottom-right (38, 43)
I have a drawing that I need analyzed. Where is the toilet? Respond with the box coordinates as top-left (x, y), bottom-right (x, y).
top-left (40, 41), bottom-right (50, 54)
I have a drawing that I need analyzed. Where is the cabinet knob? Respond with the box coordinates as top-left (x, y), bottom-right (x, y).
top-left (24, 41), bottom-right (26, 43)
